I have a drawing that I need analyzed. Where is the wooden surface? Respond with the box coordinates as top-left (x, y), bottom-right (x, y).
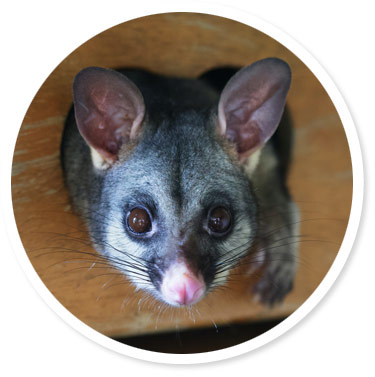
top-left (12, 13), bottom-right (352, 339)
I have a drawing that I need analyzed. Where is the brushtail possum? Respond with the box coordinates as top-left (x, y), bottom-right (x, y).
top-left (61, 58), bottom-right (299, 307)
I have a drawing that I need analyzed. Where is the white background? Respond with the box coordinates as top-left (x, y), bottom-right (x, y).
top-left (1, 0), bottom-right (374, 375)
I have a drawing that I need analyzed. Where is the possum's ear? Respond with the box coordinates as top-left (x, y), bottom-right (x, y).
top-left (73, 67), bottom-right (145, 168)
top-left (218, 58), bottom-right (291, 160)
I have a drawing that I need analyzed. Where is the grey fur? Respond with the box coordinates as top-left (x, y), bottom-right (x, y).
top-left (61, 64), bottom-right (299, 306)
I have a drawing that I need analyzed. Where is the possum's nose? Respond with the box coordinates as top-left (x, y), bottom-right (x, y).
top-left (160, 261), bottom-right (205, 306)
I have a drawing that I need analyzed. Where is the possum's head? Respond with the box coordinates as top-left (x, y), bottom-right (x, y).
top-left (72, 58), bottom-right (291, 306)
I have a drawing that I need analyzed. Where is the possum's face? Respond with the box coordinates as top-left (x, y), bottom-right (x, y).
top-left (72, 58), bottom-right (291, 306)
top-left (99, 113), bottom-right (258, 306)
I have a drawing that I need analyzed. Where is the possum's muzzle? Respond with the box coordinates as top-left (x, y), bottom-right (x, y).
top-left (159, 259), bottom-right (206, 306)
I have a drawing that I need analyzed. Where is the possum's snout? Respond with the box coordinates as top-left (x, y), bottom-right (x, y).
top-left (160, 260), bottom-right (206, 306)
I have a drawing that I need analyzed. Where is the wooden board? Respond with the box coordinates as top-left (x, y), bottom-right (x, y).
top-left (12, 13), bottom-right (352, 338)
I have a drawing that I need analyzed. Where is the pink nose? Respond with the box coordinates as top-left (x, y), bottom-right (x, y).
top-left (160, 262), bottom-right (205, 306)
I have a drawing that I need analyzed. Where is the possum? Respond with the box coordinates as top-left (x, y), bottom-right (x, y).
top-left (60, 57), bottom-right (299, 307)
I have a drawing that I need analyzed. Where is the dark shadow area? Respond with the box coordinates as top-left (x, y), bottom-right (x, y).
top-left (114, 317), bottom-right (284, 353)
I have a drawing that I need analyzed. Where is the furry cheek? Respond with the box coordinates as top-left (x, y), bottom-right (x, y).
top-left (211, 219), bottom-right (254, 286)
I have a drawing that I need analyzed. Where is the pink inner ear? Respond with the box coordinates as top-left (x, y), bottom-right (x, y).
top-left (229, 119), bottom-right (261, 155)
top-left (218, 58), bottom-right (291, 158)
top-left (73, 67), bottom-right (145, 164)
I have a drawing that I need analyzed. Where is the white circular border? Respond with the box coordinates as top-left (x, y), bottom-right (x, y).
top-left (2, 2), bottom-right (363, 366)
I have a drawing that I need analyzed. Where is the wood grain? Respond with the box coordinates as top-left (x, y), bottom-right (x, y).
top-left (12, 13), bottom-right (352, 339)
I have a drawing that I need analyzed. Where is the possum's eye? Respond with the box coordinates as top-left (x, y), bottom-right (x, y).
top-left (127, 207), bottom-right (152, 234)
top-left (207, 206), bottom-right (232, 235)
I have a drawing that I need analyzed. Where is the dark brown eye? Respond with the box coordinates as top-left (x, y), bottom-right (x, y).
top-left (127, 207), bottom-right (152, 234)
top-left (207, 206), bottom-right (231, 234)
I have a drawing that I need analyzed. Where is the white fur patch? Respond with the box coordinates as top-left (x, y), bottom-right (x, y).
top-left (90, 147), bottom-right (111, 170)
top-left (243, 148), bottom-right (262, 177)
